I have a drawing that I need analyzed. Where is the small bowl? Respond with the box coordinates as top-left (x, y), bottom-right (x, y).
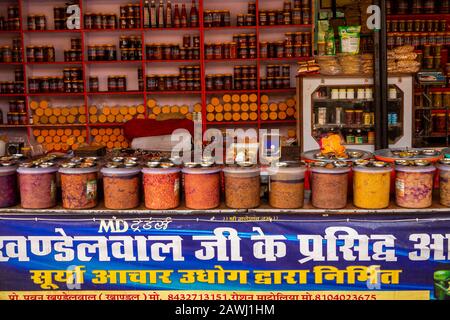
top-left (147, 161), bottom-right (160, 168)
top-left (354, 159), bottom-right (370, 166)
top-left (112, 157), bottom-right (124, 163)
top-left (184, 162), bottom-right (199, 168)
top-left (421, 149), bottom-right (439, 156)
top-left (105, 162), bottom-right (119, 168)
top-left (334, 161), bottom-right (349, 168)
top-left (314, 153), bottom-right (326, 159)
top-left (160, 162), bottom-right (175, 168)
top-left (415, 160), bottom-right (430, 166)
top-left (348, 151), bottom-right (363, 159)
top-left (373, 161), bottom-right (388, 167)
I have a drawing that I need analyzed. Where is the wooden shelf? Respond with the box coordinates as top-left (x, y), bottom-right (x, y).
top-left (87, 91), bottom-right (144, 95)
top-left (24, 29), bottom-right (81, 33)
top-left (206, 121), bottom-right (258, 125)
top-left (146, 91), bottom-right (201, 95)
top-left (84, 60), bottom-right (142, 65)
top-left (206, 89), bottom-right (257, 94)
top-left (204, 25), bottom-right (256, 31)
top-left (0, 124), bottom-right (28, 128)
top-left (145, 59), bottom-right (199, 63)
top-left (0, 93), bottom-right (26, 97)
top-left (89, 123), bottom-right (124, 127)
top-left (0, 0), bottom-right (315, 143)
top-left (261, 88), bottom-right (296, 93)
top-left (31, 123), bottom-right (87, 127)
top-left (27, 92), bottom-right (85, 97)
top-left (27, 61), bottom-right (82, 65)
top-left (258, 24), bottom-right (313, 29)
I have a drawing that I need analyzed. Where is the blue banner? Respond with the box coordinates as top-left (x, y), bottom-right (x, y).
top-left (0, 213), bottom-right (449, 300)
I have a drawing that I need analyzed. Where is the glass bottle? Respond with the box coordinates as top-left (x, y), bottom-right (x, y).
top-left (190, 0), bottom-right (199, 27)
top-left (181, 4), bottom-right (188, 28)
top-left (166, 0), bottom-right (173, 28)
top-left (174, 4), bottom-right (180, 28)
top-left (157, 0), bottom-right (165, 28)
top-left (143, 0), bottom-right (150, 28)
top-left (150, 0), bottom-right (157, 28)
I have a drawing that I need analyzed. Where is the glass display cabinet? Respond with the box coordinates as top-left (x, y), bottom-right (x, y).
top-left (297, 75), bottom-right (414, 152)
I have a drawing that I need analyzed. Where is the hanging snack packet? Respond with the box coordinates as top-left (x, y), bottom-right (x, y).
top-left (338, 26), bottom-right (361, 54)
top-left (325, 27), bottom-right (336, 55)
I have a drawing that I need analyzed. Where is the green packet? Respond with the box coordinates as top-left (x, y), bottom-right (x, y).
top-left (338, 26), bottom-right (361, 55)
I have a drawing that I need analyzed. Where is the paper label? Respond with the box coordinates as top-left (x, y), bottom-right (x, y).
top-left (396, 179), bottom-right (405, 197)
top-left (86, 180), bottom-right (97, 201)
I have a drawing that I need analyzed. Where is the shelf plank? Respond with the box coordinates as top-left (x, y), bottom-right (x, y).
top-left (258, 24), bottom-right (313, 29)
top-left (87, 91), bottom-right (144, 95)
top-left (146, 91), bottom-right (201, 95)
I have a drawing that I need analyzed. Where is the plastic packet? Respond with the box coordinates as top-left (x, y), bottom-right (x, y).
top-left (338, 26), bottom-right (361, 54)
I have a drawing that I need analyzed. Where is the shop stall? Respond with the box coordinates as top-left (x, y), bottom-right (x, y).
top-left (0, 0), bottom-right (449, 301)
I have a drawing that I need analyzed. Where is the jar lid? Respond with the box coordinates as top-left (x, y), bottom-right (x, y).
top-left (142, 167), bottom-right (180, 174)
top-left (223, 164), bottom-right (260, 175)
top-left (353, 161), bottom-right (393, 173)
top-left (102, 167), bottom-right (142, 176)
top-left (18, 166), bottom-right (58, 174)
top-left (0, 165), bottom-right (17, 175)
top-left (182, 166), bottom-right (221, 174)
top-left (59, 166), bottom-right (99, 174)
top-left (395, 160), bottom-right (436, 173)
top-left (267, 164), bottom-right (306, 175)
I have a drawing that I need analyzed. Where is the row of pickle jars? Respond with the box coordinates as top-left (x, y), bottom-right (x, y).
top-left (2, 157), bottom-right (450, 211)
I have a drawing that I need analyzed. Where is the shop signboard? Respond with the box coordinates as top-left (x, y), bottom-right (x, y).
top-left (0, 214), bottom-right (449, 301)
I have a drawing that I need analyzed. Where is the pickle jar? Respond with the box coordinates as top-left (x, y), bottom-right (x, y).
top-left (223, 165), bottom-right (260, 209)
top-left (59, 166), bottom-right (99, 209)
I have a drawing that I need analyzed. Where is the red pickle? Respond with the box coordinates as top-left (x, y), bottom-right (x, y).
top-left (142, 167), bottom-right (180, 210)
top-left (18, 167), bottom-right (58, 209)
top-left (0, 166), bottom-right (18, 208)
top-left (182, 167), bottom-right (221, 210)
